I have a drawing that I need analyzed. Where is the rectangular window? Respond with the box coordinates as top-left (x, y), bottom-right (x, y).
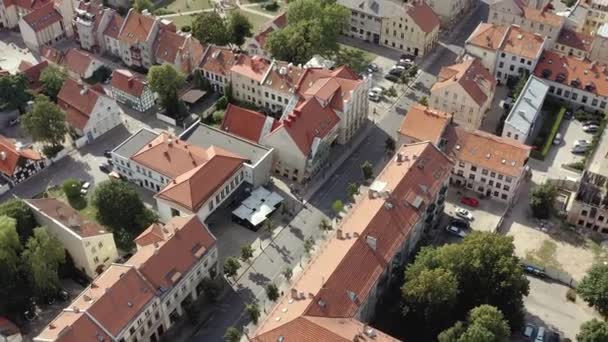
top-left (505, 177), bottom-right (512, 183)
top-left (497, 174), bottom-right (503, 180)
top-left (481, 169), bottom-right (488, 175)
top-left (501, 194), bottom-right (508, 200)
top-left (503, 185), bottom-right (510, 191)
top-left (468, 174), bottom-right (475, 180)
top-left (470, 166), bottom-right (477, 172)
top-left (582, 210), bottom-right (588, 216)
top-left (490, 172), bottom-right (496, 178)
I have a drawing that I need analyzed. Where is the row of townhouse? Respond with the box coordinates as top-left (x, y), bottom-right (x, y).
top-left (397, 104), bottom-right (532, 204)
top-left (35, 215), bottom-right (219, 342)
top-left (252, 141), bottom-right (453, 342)
top-left (337, 0), bottom-right (441, 57)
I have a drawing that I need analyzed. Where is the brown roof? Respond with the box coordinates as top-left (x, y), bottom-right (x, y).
top-left (57, 78), bottom-right (102, 131)
top-left (22, 2), bottom-right (62, 32)
top-left (19, 60), bottom-right (49, 91)
top-left (534, 50), bottom-right (608, 97)
top-left (221, 104), bottom-right (272, 143)
top-left (118, 9), bottom-right (155, 44)
top-left (26, 198), bottom-right (110, 237)
top-left (499, 25), bottom-right (545, 60)
top-left (407, 0), bottom-right (440, 33)
top-left (0, 135), bottom-right (42, 177)
top-left (262, 60), bottom-right (305, 94)
top-left (103, 12), bottom-right (124, 39)
top-left (128, 215), bottom-right (217, 290)
top-left (155, 147), bottom-right (245, 211)
top-left (40, 46), bottom-right (64, 65)
top-left (199, 46), bottom-right (238, 76)
top-left (432, 57), bottom-right (496, 106)
top-left (111, 69), bottom-right (147, 97)
top-left (449, 126), bottom-right (530, 177)
top-left (466, 23), bottom-right (507, 50)
top-left (557, 28), bottom-right (592, 53)
top-left (296, 66), bottom-right (361, 111)
top-left (130, 132), bottom-right (210, 178)
top-left (398, 104), bottom-right (452, 144)
top-left (8, 0), bottom-right (49, 11)
top-left (522, 6), bottom-right (563, 28)
top-left (230, 55), bottom-right (271, 83)
top-left (154, 29), bottom-right (186, 65)
top-left (255, 142), bottom-right (453, 337)
top-left (53, 314), bottom-right (112, 342)
top-left (63, 48), bottom-right (97, 77)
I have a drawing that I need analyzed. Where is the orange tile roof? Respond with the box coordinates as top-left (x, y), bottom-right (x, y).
top-left (111, 69), bottom-right (147, 97)
top-left (130, 132), bottom-right (210, 178)
top-left (522, 6), bottom-right (563, 28)
top-left (154, 29), bottom-right (186, 65)
top-left (63, 48), bottom-right (97, 77)
top-left (296, 66), bottom-right (361, 111)
top-left (466, 23), bottom-right (507, 50)
top-left (40, 46), bottom-right (64, 65)
top-left (103, 12), bottom-right (124, 39)
top-left (53, 314), bottom-right (112, 342)
top-left (221, 103), bottom-right (272, 143)
top-left (272, 11), bottom-right (287, 28)
top-left (199, 46), bottom-right (238, 76)
top-left (557, 28), bottom-right (592, 53)
top-left (26, 198), bottom-right (111, 237)
top-left (0, 135), bottom-right (42, 177)
top-left (498, 25), bottom-right (545, 60)
top-left (118, 9), bottom-right (155, 44)
top-left (406, 0), bottom-right (440, 33)
top-left (398, 104), bottom-right (452, 144)
top-left (155, 147), bottom-right (245, 211)
top-left (432, 57), bottom-right (496, 106)
top-left (255, 142), bottom-right (453, 337)
top-left (449, 126), bottom-right (530, 177)
top-left (230, 55), bottom-right (271, 83)
top-left (533, 50), bottom-right (608, 97)
top-left (19, 60), bottom-right (48, 91)
top-left (22, 2), bottom-right (62, 32)
top-left (127, 215), bottom-right (217, 290)
top-left (262, 60), bottom-right (305, 94)
top-left (253, 25), bottom-right (275, 48)
top-left (57, 78), bottom-right (102, 131)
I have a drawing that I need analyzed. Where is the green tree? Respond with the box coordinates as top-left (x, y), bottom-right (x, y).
top-left (22, 95), bottom-right (67, 151)
top-left (577, 319), bottom-right (608, 342)
top-left (92, 180), bottom-right (156, 248)
top-left (282, 267), bottom-right (293, 281)
top-left (0, 199), bottom-right (37, 243)
top-left (402, 268), bottom-right (458, 322)
top-left (457, 324), bottom-right (495, 342)
top-left (40, 65), bottom-right (66, 101)
top-left (361, 160), bottom-right (373, 180)
top-left (318, 218), bottom-right (332, 233)
top-left (419, 96), bottom-right (429, 106)
top-left (438, 321), bottom-right (466, 342)
top-left (224, 326), bottom-right (242, 342)
top-left (62, 178), bottom-right (82, 200)
top-left (334, 47), bottom-right (368, 74)
top-left (408, 64), bottom-right (419, 78)
top-left (228, 11), bottom-right (253, 46)
top-left (147, 64), bottom-right (186, 117)
top-left (240, 245), bottom-right (254, 264)
top-left (0, 216), bottom-right (29, 318)
top-left (266, 283), bottom-right (279, 301)
top-left (223, 257), bottom-right (241, 280)
top-left (266, 0), bottom-right (349, 63)
top-left (577, 263), bottom-right (608, 315)
top-left (245, 301), bottom-right (261, 324)
top-left (512, 71), bottom-right (530, 99)
top-left (530, 182), bottom-right (557, 219)
top-left (133, 0), bottom-right (154, 12)
top-left (212, 110), bottom-right (225, 124)
top-left (22, 227), bottom-right (65, 297)
top-left (192, 12), bottom-right (230, 45)
top-left (439, 305), bottom-right (509, 342)
top-left (385, 137), bottom-right (396, 152)
top-left (0, 73), bottom-right (30, 112)
top-left (332, 200), bottom-right (343, 216)
top-left (347, 182), bottom-right (359, 200)
top-left (215, 96), bottom-right (228, 110)
top-left (304, 236), bottom-right (315, 255)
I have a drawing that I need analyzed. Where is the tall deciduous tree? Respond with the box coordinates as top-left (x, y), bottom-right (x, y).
top-left (577, 319), bottom-right (608, 342)
top-left (192, 12), bottom-right (230, 46)
top-left (577, 263), bottom-right (608, 316)
top-left (0, 73), bottom-right (30, 112)
top-left (333, 47), bottom-right (368, 74)
top-left (21, 227), bottom-right (65, 297)
top-left (22, 95), bottom-right (67, 149)
top-left (147, 64), bottom-right (186, 117)
top-left (40, 66), bottom-right (66, 101)
top-left (530, 182), bottom-right (557, 219)
top-left (0, 199), bottom-right (37, 243)
top-left (92, 180), bottom-right (156, 248)
top-left (438, 305), bottom-right (510, 342)
top-left (228, 12), bottom-right (253, 46)
top-left (0, 215), bottom-right (29, 318)
top-left (224, 326), bottom-right (242, 342)
top-left (223, 257), bottom-right (241, 280)
top-left (402, 267), bottom-right (458, 322)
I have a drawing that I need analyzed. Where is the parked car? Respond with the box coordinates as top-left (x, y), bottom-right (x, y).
top-left (397, 60), bottom-right (412, 68)
top-left (368, 87), bottom-right (384, 102)
top-left (552, 133), bottom-right (562, 145)
top-left (367, 63), bottom-right (379, 73)
top-left (445, 225), bottom-right (467, 238)
top-left (388, 67), bottom-right (404, 76)
top-left (385, 74), bottom-right (400, 82)
top-left (524, 324), bottom-right (536, 339)
top-left (522, 264), bottom-right (547, 278)
top-left (574, 139), bottom-right (591, 147)
top-left (548, 331), bottom-right (560, 342)
top-left (571, 145), bottom-right (590, 154)
top-left (99, 163), bottom-right (111, 174)
top-left (455, 207), bottom-right (473, 220)
top-left (8, 117), bottom-right (20, 126)
top-left (400, 53), bottom-right (415, 61)
top-left (450, 218), bottom-right (470, 230)
top-left (584, 120), bottom-right (601, 127)
top-left (460, 196), bottom-right (479, 207)
top-left (80, 181), bottom-right (91, 195)
top-left (104, 150), bottom-right (112, 158)
top-left (536, 326), bottom-right (546, 342)
top-left (563, 110), bottom-right (573, 120)
top-left (583, 124), bottom-right (600, 133)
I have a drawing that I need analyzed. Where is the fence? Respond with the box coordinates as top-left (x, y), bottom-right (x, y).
top-left (156, 112), bottom-right (177, 126)
top-left (521, 261), bottom-right (578, 288)
top-left (74, 136), bottom-right (88, 149)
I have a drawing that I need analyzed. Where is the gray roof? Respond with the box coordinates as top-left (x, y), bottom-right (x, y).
top-left (180, 123), bottom-right (271, 165)
top-left (505, 75), bottom-right (549, 135)
top-left (337, 0), bottom-right (402, 18)
top-left (112, 128), bottom-right (159, 159)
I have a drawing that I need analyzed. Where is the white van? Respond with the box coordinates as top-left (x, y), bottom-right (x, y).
top-left (535, 327), bottom-right (545, 342)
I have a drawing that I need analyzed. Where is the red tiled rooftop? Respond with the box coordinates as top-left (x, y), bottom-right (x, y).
top-left (407, 0), bottom-right (440, 33)
top-left (557, 28), bottom-right (592, 53)
top-left (111, 69), bottom-right (147, 97)
top-left (221, 104), bottom-right (274, 143)
top-left (103, 12), bottom-right (124, 39)
top-left (22, 2), bottom-right (62, 32)
top-left (466, 23), bottom-right (507, 50)
top-left (26, 198), bottom-right (110, 237)
top-left (200, 46), bottom-right (238, 76)
top-left (499, 25), bottom-right (545, 60)
top-left (433, 57), bottom-right (496, 106)
top-left (398, 104), bottom-right (452, 144)
top-left (57, 78), bottom-right (102, 131)
top-left (63, 48), bottom-right (96, 77)
top-left (118, 9), bottom-right (155, 44)
top-left (0, 135), bottom-right (42, 177)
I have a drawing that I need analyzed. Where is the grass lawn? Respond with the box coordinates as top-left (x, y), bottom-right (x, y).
top-left (157, 0), bottom-right (213, 14)
top-left (249, 2), bottom-right (284, 15)
top-left (169, 13), bottom-right (197, 28)
top-left (338, 43), bottom-right (378, 63)
top-left (232, 9), bottom-right (270, 31)
top-left (525, 239), bottom-right (563, 271)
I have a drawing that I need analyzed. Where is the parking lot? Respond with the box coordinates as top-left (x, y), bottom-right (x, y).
top-left (444, 186), bottom-right (506, 233)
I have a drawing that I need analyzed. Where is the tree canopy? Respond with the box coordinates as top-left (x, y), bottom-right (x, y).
top-left (228, 12), bottom-right (253, 46)
top-left (40, 65), bottom-right (66, 101)
top-left (133, 0), bottom-right (154, 12)
top-left (266, 0), bottom-right (349, 64)
top-left (193, 12), bottom-right (230, 46)
top-left (529, 182), bottom-right (557, 219)
top-left (333, 47), bottom-right (368, 74)
top-left (22, 94), bottom-right (67, 149)
top-left (0, 199), bottom-right (37, 243)
top-left (147, 64), bottom-right (186, 117)
top-left (438, 305), bottom-right (510, 342)
top-left (402, 267), bottom-right (458, 322)
top-left (0, 73), bottom-right (31, 112)
top-left (577, 263), bottom-right (608, 316)
top-left (21, 227), bottom-right (65, 297)
top-left (0, 215), bottom-right (30, 319)
top-left (577, 319), bottom-right (608, 342)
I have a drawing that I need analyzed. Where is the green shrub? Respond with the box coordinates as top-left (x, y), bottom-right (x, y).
top-left (566, 288), bottom-right (576, 302)
top-left (263, 1), bottom-right (279, 11)
top-left (566, 161), bottom-right (585, 171)
top-left (181, 25), bottom-right (191, 32)
top-left (215, 96), bottom-right (228, 110)
top-left (532, 107), bottom-right (566, 160)
top-left (212, 110), bottom-right (225, 124)
top-left (62, 178), bottom-right (82, 200)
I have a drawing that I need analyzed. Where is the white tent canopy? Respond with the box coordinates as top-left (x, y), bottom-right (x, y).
top-left (232, 187), bottom-right (284, 227)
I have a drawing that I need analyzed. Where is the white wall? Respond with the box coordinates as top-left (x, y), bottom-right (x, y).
top-left (84, 95), bottom-right (122, 140)
top-left (261, 127), bottom-right (307, 181)
top-left (502, 123), bottom-right (527, 143)
top-left (465, 45), bottom-right (497, 73)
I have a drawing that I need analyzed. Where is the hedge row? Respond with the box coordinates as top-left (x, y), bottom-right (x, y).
top-left (531, 106), bottom-right (566, 160)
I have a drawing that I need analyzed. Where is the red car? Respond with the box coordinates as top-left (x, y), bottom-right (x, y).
top-left (460, 196), bottom-right (479, 207)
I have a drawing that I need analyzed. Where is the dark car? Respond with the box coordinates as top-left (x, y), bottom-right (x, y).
top-left (564, 111), bottom-right (573, 120)
top-left (385, 74), bottom-right (399, 82)
top-left (388, 68), bottom-right (404, 76)
top-left (104, 150), bottom-right (112, 158)
top-left (99, 163), bottom-right (111, 174)
top-left (400, 53), bottom-right (415, 61)
top-left (450, 218), bottom-right (470, 230)
top-left (548, 331), bottom-right (560, 342)
top-left (522, 265), bottom-right (547, 278)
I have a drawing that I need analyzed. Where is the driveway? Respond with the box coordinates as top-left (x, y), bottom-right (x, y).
top-left (444, 187), bottom-right (506, 233)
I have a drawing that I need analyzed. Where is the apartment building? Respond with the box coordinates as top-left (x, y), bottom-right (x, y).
top-left (465, 23), bottom-right (508, 72)
top-left (117, 9), bottom-right (164, 69)
top-left (449, 127), bottom-right (531, 203)
top-left (154, 28), bottom-right (205, 75)
top-left (590, 23), bottom-right (608, 63)
top-left (534, 50), bottom-right (608, 112)
top-left (252, 142), bottom-right (453, 342)
top-left (397, 104), bottom-right (452, 148)
top-left (581, 0), bottom-right (608, 34)
top-left (494, 25), bottom-right (546, 84)
top-left (245, 12), bottom-right (286, 59)
top-left (199, 46), bottom-right (238, 94)
top-left (110, 69), bottom-right (155, 112)
top-left (18, 1), bottom-right (71, 51)
top-left (62, 48), bottom-right (105, 79)
top-left (380, 0), bottom-right (440, 57)
top-left (57, 79), bottom-right (122, 144)
top-left (488, 0), bottom-right (564, 44)
top-left (25, 198), bottom-right (119, 279)
top-left (337, 0), bottom-right (397, 44)
top-left (0, 135), bottom-right (45, 185)
top-left (423, 0), bottom-right (473, 26)
top-left (73, 0), bottom-right (123, 55)
top-left (567, 171), bottom-right (608, 234)
top-left (430, 56), bottom-right (497, 130)
top-left (554, 28), bottom-right (593, 59)
top-left (502, 75), bottom-right (549, 144)
top-left (35, 215), bottom-right (218, 342)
